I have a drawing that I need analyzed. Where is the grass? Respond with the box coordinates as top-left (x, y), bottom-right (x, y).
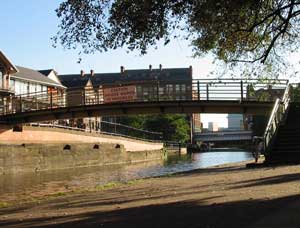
top-left (95, 182), bottom-right (119, 191)
top-left (51, 192), bottom-right (67, 197)
top-left (95, 179), bottom-right (145, 191)
top-left (0, 201), bottom-right (10, 208)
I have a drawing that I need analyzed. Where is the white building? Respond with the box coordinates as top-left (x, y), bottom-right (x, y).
top-left (208, 122), bottom-right (218, 132)
top-left (227, 114), bottom-right (244, 130)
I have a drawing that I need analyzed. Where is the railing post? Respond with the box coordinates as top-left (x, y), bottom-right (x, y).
top-left (197, 81), bottom-right (200, 100)
top-left (157, 81), bottom-right (160, 101)
top-left (240, 80), bottom-right (244, 101)
top-left (206, 83), bottom-right (209, 101)
top-left (50, 91), bottom-right (53, 109)
top-left (82, 89), bottom-right (86, 106)
top-left (19, 95), bottom-right (22, 112)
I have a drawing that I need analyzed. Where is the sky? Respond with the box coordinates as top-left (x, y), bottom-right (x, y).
top-left (0, 0), bottom-right (216, 76)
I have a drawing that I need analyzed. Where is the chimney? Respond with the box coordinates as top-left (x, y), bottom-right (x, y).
top-left (90, 69), bottom-right (95, 76)
top-left (80, 70), bottom-right (85, 77)
top-left (159, 64), bottom-right (162, 71)
top-left (120, 66), bottom-right (125, 74)
top-left (149, 64), bottom-right (152, 71)
top-left (189, 66), bottom-right (193, 77)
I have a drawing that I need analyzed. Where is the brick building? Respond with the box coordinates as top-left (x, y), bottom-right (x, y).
top-left (58, 65), bottom-right (201, 132)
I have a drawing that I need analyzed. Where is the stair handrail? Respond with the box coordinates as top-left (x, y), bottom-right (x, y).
top-left (263, 84), bottom-right (291, 153)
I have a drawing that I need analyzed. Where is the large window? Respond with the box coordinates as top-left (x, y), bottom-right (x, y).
top-left (12, 79), bottom-right (49, 95)
top-left (14, 80), bottom-right (29, 95)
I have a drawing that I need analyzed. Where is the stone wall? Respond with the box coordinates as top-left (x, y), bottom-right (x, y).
top-left (0, 143), bottom-right (165, 174)
top-left (0, 126), bottom-right (163, 152)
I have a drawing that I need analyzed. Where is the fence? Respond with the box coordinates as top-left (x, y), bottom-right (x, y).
top-left (0, 78), bottom-right (289, 115)
top-left (29, 121), bottom-right (163, 142)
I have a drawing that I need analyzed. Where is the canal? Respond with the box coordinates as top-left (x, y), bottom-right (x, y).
top-left (0, 148), bottom-right (253, 203)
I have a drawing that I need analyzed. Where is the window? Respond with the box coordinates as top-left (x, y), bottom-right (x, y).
top-left (36, 84), bottom-right (42, 93)
top-left (29, 83), bottom-right (36, 94)
top-left (143, 87), bottom-right (149, 100)
top-left (166, 84), bottom-right (173, 93)
top-left (181, 84), bottom-right (186, 93)
top-left (176, 84), bottom-right (181, 100)
top-left (136, 85), bottom-right (142, 99)
top-left (15, 80), bottom-right (21, 95)
top-left (25, 82), bottom-right (29, 94)
top-left (0, 71), bottom-right (3, 89)
top-left (10, 79), bottom-right (15, 90)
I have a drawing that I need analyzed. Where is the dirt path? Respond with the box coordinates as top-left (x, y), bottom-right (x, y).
top-left (0, 162), bottom-right (300, 228)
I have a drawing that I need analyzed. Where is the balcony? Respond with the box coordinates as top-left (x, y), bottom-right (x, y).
top-left (0, 86), bottom-right (15, 96)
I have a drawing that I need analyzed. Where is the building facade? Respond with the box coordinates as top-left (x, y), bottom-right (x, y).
top-left (227, 114), bottom-right (244, 131)
top-left (0, 51), bottom-right (65, 114)
top-left (58, 65), bottom-right (201, 132)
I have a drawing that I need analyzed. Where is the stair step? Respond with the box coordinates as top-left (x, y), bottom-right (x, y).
top-left (275, 137), bottom-right (300, 142)
top-left (272, 149), bottom-right (300, 153)
top-left (267, 102), bottom-right (300, 162)
top-left (279, 128), bottom-right (300, 131)
top-left (275, 142), bottom-right (300, 146)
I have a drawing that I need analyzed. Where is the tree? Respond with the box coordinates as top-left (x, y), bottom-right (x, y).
top-left (144, 114), bottom-right (190, 143)
top-left (54, 0), bottom-right (300, 67)
top-left (118, 114), bottom-right (190, 143)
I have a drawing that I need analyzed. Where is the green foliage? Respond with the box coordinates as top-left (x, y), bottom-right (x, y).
top-left (145, 114), bottom-right (190, 143)
top-left (118, 114), bottom-right (190, 143)
top-left (0, 201), bottom-right (9, 208)
top-left (54, 0), bottom-right (300, 66)
top-left (117, 115), bottom-right (145, 129)
top-left (291, 85), bottom-right (300, 101)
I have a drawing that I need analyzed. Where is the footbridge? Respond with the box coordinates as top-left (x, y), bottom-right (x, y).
top-left (194, 130), bottom-right (253, 142)
top-left (0, 79), bottom-right (288, 125)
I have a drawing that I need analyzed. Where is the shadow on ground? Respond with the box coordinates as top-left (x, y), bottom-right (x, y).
top-left (0, 194), bottom-right (299, 228)
top-left (231, 172), bottom-right (300, 189)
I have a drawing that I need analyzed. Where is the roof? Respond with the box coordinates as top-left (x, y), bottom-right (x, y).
top-left (12, 66), bottom-right (65, 88)
top-left (38, 69), bottom-right (53, 76)
top-left (0, 50), bottom-right (18, 74)
top-left (58, 67), bottom-right (192, 88)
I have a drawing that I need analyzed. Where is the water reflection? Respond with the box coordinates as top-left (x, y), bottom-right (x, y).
top-left (138, 149), bottom-right (253, 178)
top-left (0, 148), bottom-right (253, 201)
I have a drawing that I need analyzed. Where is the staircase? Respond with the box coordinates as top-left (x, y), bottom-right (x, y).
top-left (266, 103), bottom-right (300, 163)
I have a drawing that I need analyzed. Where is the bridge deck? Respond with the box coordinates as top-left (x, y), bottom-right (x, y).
top-left (0, 100), bottom-right (273, 125)
top-left (0, 78), bottom-right (287, 124)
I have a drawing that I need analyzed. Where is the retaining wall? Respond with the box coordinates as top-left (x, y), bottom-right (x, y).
top-left (0, 126), bottom-right (164, 152)
top-left (0, 143), bottom-right (166, 174)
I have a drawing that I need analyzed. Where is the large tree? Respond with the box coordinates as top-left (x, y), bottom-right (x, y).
top-left (54, 0), bottom-right (300, 69)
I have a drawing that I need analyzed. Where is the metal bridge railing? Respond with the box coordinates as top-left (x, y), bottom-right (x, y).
top-left (263, 83), bottom-right (292, 157)
top-left (0, 78), bottom-right (289, 116)
top-left (29, 122), bottom-right (163, 142)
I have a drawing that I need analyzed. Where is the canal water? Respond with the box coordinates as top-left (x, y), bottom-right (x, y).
top-left (0, 148), bottom-right (253, 202)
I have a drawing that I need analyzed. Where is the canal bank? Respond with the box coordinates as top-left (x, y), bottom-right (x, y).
top-left (0, 160), bottom-right (300, 227)
top-left (0, 125), bottom-right (165, 174)
top-left (0, 143), bottom-right (166, 174)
